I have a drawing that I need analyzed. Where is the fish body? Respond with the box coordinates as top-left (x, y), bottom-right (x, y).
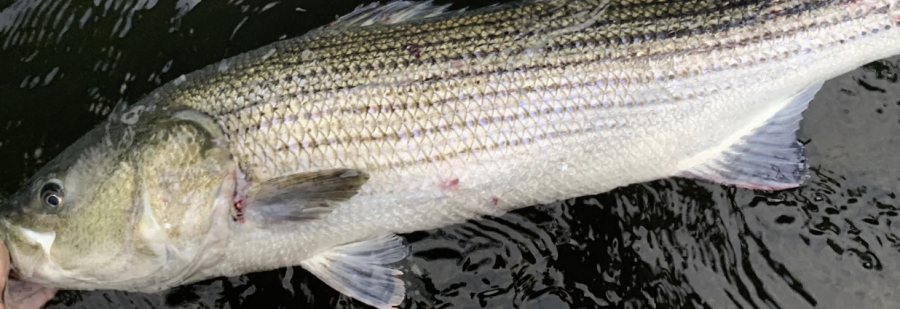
top-left (2, 0), bottom-right (900, 307)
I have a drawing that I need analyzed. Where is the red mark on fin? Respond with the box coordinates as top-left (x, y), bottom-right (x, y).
top-left (405, 44), bottom-right (422, 58)
top-left (491, 197), bottom-right (499, 206)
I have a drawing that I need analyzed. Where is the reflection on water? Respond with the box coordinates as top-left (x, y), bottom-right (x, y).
top-left (2, 0), bottom-right (900, 308)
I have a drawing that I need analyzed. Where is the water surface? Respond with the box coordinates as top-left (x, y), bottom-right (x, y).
top-left (1, 0), bottom-right (899, 308)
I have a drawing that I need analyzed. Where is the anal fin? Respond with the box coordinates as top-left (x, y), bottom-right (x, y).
top-left (677, 81), bottom-right (825, 190)
top-left (300, 234), bottom-right (409, 309)
top-left (242, 169), bottom-right (369, 224)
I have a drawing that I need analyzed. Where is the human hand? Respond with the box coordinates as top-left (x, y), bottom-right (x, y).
top-left (0, 241), bottom-right (56, 309)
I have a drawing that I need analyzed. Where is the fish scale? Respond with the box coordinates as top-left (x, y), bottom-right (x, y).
top-left (3, 0), bottom-right (900, 308)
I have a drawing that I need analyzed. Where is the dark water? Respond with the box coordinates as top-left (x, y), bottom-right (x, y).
top-left (2, 0), bottom-right (900, 308)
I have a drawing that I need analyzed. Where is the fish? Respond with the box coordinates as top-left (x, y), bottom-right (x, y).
top-left (1, 0), bottom-right (899, 307)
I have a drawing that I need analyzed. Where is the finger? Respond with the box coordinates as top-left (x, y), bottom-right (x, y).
top-left (0, 240), bottom-right (10, 309)
top-left (6, 281), bottom-right (56, 309)
top-left (0, 241), bottom-right (56, 309)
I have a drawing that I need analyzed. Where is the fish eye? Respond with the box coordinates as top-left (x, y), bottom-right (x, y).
top-left (40, 182), bottom-right (64, 208)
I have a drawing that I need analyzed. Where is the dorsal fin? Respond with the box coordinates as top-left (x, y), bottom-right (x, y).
top-left (321, 1), bottom-right (464, 30)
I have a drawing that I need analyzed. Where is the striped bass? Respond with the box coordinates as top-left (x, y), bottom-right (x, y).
top-left (1, 0), bottom-right (899, 307)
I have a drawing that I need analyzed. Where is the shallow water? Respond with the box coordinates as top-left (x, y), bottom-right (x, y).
top-left (2, 0), bottom-right (900, 308)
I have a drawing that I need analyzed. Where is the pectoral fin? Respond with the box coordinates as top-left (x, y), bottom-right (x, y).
top-left (243, 169), bottom-right (369, 224)
top-left (677, 81), bottom-right (824, 190)
top-left (300, 234), bottom-right (409, 309)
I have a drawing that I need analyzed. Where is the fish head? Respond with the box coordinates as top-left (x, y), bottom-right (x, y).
top-left (0, 103), bottom-right (238, 289)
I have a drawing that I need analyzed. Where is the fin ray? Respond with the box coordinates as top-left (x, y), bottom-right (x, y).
top-left (243, 169), bottom-right (369, 224)
top-left (677, 81), bottom-right (824, 190)
top-left (300, 234), bottom-right (409, 309)
top-left (321, 0), bottom-right (463, 30)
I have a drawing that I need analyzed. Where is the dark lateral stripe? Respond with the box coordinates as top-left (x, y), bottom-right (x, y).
top-left (208, 0), bottom-right (834, 111)
top-left (267, 96), bottom-right (631, 171)
top-left (225, 43), bottom-right (723, 136)
top-left (203, 0), bottom-right (823, 104)
top-left (241, 32), bottom-right (856, 152)
top-left (297, 0), bottom-right (838, 65)
top-left (213, 0), bottom-right (870, 119)
top-left (211, 14), bottom-right (755, 116)
top-left (283, 9), bottom-right (752, 71)
top-left (297, 2), bottom-right (542, 50)
top-left (224, 13), bottom-right (888, 140)
top-left (235, 72), bottom-right (677, 138)
top-left (282, 0), bottom-right (773, 66)
top-left (310, 0), bottom-right (820, 65)
top-left (281, 99), bottom-right (663, 172)
top-left (290, 0), bottom-right (772, 64)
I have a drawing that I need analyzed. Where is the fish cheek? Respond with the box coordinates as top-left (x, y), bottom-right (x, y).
top-left (48, 164), bottom-right (139, 278)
